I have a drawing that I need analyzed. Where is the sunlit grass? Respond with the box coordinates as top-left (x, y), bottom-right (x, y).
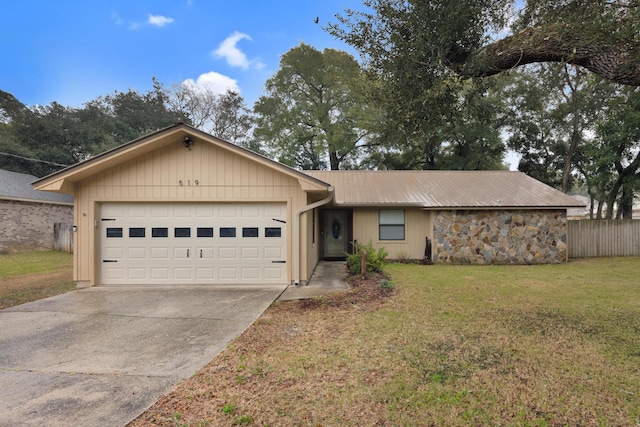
top-left (0, 251), bottom-right (74, 309)
top-left (0, 250), bottom-right (72, 278)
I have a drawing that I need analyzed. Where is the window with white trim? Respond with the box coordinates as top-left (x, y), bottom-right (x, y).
top-left (379, 209), bottom-right (405, 240)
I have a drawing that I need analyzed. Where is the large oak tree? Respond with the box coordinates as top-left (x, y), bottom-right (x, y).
top-left (329, 0), bottom-right (640, 86)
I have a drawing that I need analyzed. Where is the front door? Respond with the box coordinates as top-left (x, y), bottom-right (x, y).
top-left (323, 210), bottom-right (349, 259)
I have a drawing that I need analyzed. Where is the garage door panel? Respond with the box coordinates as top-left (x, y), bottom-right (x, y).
top-left (128, 206), bottom-right (146, 217)
top-left (150, 268), bottom-right (170, 280)
top-left (219, 247), bottom-right (238, 259)
top-left (198, 248), bottom-right (215, 259)
top-left (173, 206), bottom-right (192, 217)
top-left (219, 268), bottom-right (238, 279)
top-left (150, 206), bottom-right (170, 217)
top-left (196, 268), bottom-right (215, 279)
top-left (264, 267), bottom-right (285, 279)
top-left (265, 203), bottom-right (286, 216)
top-left (241, 205), bottom-right (260, 218)
top-left (196, 206), bottom-right (214, 217)
top-left (150, 247), bottom-right (170, 259)
top-left (241, 267), bottom-right (260, 279)
top-left (173, 268), bottom-right (193, 280)
top-left (103, 267), bottom-right (125, 280)
top-left (101, 203), bottom-right (287, 285)
top-left (127, 247), bottom-right (147, 258)
top-left (264, 247), bottom-right (283, 259)
top-left (104, 247), bottom-right (124, 259)
top-left (218, 205), bottom-right (237, 217)
top-left (128, 268), bottom-right (147, 280)
top-left (173, 247), bottom-right (190, 259)
top-left (241, 247), bottom-right (260, 259)
top-left (104, 205), bottom-right (124, 216)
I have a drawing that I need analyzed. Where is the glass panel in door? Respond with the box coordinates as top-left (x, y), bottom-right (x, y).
top-left (324, 210), bottom-right (348, 258)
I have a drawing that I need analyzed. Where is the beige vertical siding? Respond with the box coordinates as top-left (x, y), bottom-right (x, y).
top-left (352, 208), bottom-right (433, 260)
top-left (73, 139), bottom-right (313, 286)
top-left (568, 219), bottom-right (640, 257)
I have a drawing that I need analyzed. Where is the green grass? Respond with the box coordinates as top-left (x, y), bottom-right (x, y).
top-left (136, 257), bottom-right (640, 426)
top-left (0, 251), bottom-right (75, 309)
top-left (190, 257), bottom-right (640, 427)
top-left (372, 258), bottom-right (640, 426)
top-left (0, 250), bottom-right (73, 278)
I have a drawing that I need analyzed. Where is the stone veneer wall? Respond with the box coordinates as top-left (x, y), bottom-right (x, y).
top-left (433, 209), bottom-right (568, 264)
top-left (0, 200), bottom-right (73, 253)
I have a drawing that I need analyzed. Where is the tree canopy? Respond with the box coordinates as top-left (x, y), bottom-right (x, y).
top-left (0, 88), bottom-right (184, 176)
top-left (254, 43), bottom-right (374, 170)
top-left (0, 80), bottom-right (257, 176)
top-left (329, 0), bottom-right (640, 86)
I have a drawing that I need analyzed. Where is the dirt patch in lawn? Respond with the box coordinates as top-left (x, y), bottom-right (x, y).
top-left (128, 274), bottom-right (394, 427)
top-left (0, 270), bottom-right (75, 309)
top-left (1, 270), bottom-right (72, 292)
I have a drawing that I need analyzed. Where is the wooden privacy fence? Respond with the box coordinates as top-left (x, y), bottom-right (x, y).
top-left (568, 219), bottom-right (640, 258)
top-left (54, 222), bottom-right (73, 253)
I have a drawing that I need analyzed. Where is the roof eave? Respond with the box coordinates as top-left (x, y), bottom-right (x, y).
top-left (331, 202), bottom-right (586, 209)
top-left (421, 205), bottom-right (585, 210)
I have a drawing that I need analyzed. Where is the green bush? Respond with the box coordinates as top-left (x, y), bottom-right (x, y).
top-left (347, 241), bottom-right (388, 274)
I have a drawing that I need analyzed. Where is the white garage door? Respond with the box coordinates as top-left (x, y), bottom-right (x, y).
top-left (100, 203), bottom-right (287, 285)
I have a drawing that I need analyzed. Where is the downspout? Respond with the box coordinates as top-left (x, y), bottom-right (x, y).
top-left (294, 187), bottom-right (334, 286)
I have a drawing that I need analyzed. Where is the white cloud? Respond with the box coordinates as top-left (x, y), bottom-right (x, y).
top-left (213, 31), bottom-right (265, 70)
top-left (182, 71), bottom-right (240, 95)
top-left (112, 12), bottom-right (174, 30)
top-left (148, 14), bottom-right (174, 27)
top-left (111, 12), bottom-right (124, 26)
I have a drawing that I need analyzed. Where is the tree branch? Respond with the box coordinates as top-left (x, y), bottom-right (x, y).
top-left (462, 24), bottom-right (640, 86)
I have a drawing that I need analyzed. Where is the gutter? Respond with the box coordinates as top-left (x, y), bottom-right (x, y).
top-left (294, 187), bottom-right (334, 286)
top-left (0, 196), bottom-right (74, 206)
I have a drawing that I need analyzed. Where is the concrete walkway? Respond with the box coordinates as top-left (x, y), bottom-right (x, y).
top-left (0, 284), bottom-right (286, 426)
top-left (278, 261), bottom-right (350, 301)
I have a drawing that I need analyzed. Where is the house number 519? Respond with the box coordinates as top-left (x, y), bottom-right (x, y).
top-left (178, 180), bottom-right (199, 186)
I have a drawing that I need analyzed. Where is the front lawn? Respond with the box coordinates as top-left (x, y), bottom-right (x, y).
top-left (130, 258), bottom-right (640, 426)
top-left (0, 251), bottom-right (75, 309)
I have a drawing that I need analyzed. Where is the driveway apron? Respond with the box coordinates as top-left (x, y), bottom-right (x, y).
top-left (0, 284), bottom-right (286, 426)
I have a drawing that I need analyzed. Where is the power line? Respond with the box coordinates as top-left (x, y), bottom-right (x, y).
top-left (0, 151), bottom-right (70, 167)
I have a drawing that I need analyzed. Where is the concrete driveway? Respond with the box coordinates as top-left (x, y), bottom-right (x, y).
top-left (0, 284), bottom-right (286, 426)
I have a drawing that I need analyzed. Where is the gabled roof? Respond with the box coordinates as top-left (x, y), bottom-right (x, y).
top-left (303, 170), bottom-right (585, 209)
top-left (32, 123), bottom-right (330, 194)
top-left (0, 169), bottom-right (73, 205)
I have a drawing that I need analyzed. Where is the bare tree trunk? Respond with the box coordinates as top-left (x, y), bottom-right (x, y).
top-left (562, 66), bottom-right (582, 194)
top-left (619, 180), bottom-right (635, 219)
top-left (329, 151), bottom-right (340, 170)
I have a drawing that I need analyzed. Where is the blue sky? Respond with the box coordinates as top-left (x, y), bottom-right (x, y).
top-left (1, 0), bottom-right (364, 109)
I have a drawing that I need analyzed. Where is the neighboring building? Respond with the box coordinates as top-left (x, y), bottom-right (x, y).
top-left (0, 169), bottom-right (73, 253)
top-left (33, 124), bottom-right (584, 287)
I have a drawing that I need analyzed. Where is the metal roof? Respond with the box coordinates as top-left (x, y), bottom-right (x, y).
top-left (0, 169), bottom-right (73, 204)
top-left (303, 170), bottom-right (585, 209)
